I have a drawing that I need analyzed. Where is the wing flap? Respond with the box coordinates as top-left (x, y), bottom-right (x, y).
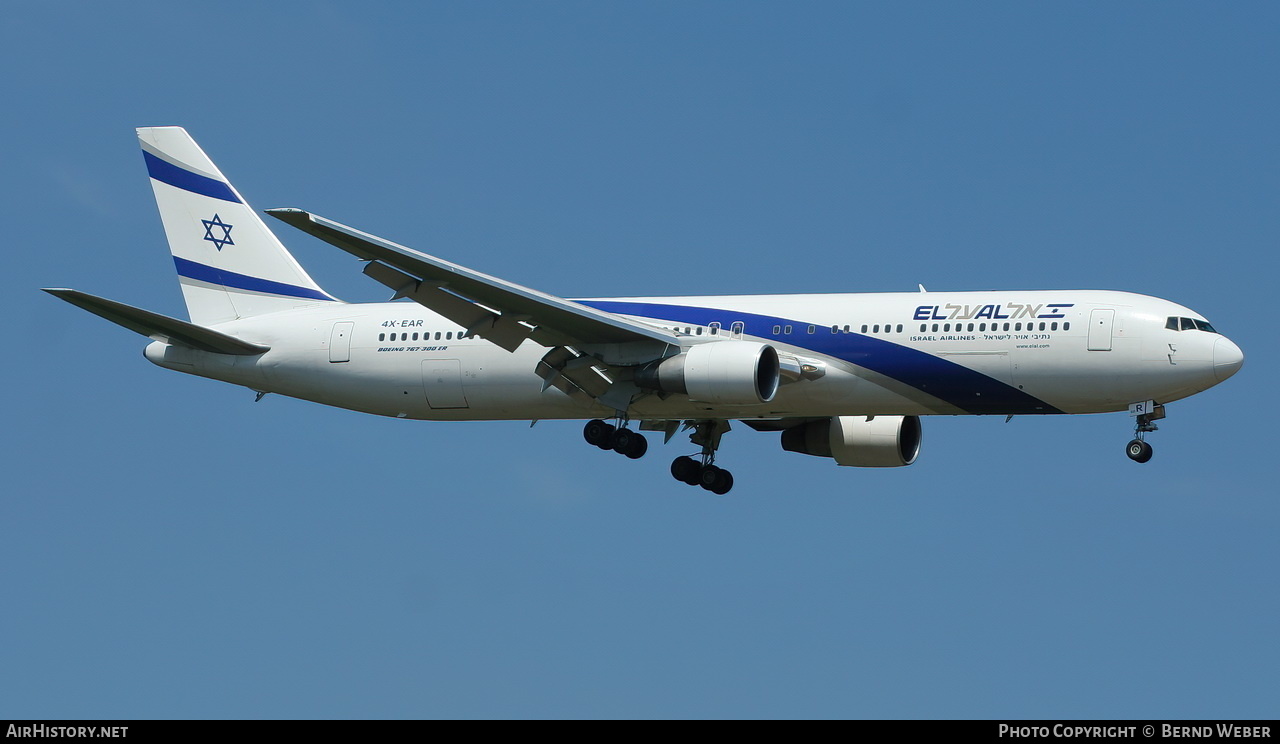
top-left (361, 261), bottom-right (545, 352)
top-left (43, 288), bottom-right (269, 356)
top-left (266, 208), bottom-right (677, 352)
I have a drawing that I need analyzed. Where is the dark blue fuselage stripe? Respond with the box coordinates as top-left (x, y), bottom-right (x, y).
top-left (144, 151), bottom-right (241, 203)
top-left (174, 257), bottom-right (334, 301)
top-left (580, 300), bottom-right (1062, 415)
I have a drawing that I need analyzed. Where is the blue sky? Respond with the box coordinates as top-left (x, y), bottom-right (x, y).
top-left (2, 2), bottom-right (1276, 718)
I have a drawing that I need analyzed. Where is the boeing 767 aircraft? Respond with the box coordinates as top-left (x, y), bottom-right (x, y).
top-left (45, 127), bottom-right (1244, 494)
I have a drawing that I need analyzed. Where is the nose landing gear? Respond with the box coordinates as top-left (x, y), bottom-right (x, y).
top-left (1126, 438), bottom-right (1153, 463)
top-left (1125, 402), bottom-right (1165, 463)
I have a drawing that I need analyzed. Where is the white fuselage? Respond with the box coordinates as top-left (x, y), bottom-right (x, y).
top-left (143, 289), bottom-right (1241, 423)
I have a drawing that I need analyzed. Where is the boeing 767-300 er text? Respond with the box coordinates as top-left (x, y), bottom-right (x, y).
top-left (45, 127), bottom-right (1244, 494)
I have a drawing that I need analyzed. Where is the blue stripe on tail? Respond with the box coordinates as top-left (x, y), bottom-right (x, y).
top-left (174, 257), bottom-right (334, 301)
top-left (143, 151), bottom-right (241, 203)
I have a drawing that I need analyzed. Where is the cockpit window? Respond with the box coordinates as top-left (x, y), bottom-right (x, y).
top-left (1166, 316), bottom-right (1219, 334)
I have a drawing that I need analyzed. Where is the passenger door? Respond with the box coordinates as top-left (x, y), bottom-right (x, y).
top-left (1087, 309), bottom-right (1114, 351)
top-left (329, 322), bottom-right (354, 363)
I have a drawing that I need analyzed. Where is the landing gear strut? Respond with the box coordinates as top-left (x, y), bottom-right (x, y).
top-left (669, 421), bottom-right (734, 494)
top-left (1125, 403), bottom-right (1164, 464)
top-left (583, 417), bottom-right (733, 492)
top-left (584, 418), bottom-right (648, 460)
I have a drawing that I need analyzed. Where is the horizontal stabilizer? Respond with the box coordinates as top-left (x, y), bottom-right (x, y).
top-left (43, 288), bottom-right (269, 355)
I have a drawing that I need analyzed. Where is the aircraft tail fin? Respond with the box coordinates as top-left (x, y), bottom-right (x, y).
top-left (138, 126), bottom-right (339, 325)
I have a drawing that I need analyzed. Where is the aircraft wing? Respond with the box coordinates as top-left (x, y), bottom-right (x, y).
top-left (267, 209), bottom-right (678, 354)
top-left (43, 288), bottom-right (269, 355)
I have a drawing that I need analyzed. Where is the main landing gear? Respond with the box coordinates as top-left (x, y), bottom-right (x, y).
top-left (1125, 403), bottom-right (1165, 464)
top-left (583, 418), bottom-right (648, 459)
top-left (669, 421), bottom-right (734, 495)
top-left (582, 418), bottom-right (735, 494)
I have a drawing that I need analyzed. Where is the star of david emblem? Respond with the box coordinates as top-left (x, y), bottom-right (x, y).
top-left (201, 214), bottom-right (235, 251)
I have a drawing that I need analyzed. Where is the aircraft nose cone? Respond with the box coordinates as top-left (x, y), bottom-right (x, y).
top-left (1213, 336), bottom-right (1244, 382)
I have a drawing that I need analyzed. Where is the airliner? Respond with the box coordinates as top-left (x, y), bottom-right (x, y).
top-left (46, 127), bottom-right (1244, 494)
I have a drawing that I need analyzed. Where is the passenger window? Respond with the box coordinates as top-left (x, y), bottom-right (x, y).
top-left (1063, 322), bottom-right (1070, 331)
top-left (378, 333), bottom-right (385, 341)
top-left (831, 325), bottom-right (838, 334)
top-left (967, 323), bottom-right (975, 332)
top-left (920, 324), bottom-right (927, 332)
top-left (709, 322), bottom-right (720, 336)
top-left (944, 323), bottom-right (951, 332)
top-left (783, 325), bottom-right (792, 334)
top-left (773, 325), bottom-right (781, 335)
top-left (873, 324), bottom-right (880, 333)
top-left (807, 325), bottom-right (816, 334)
top-left (1003, 323), bottom-right (1010, 331)
top-left (1015, 323), bottom-right (1022, 331)
top-left (843, 325), bottom-right (850, 333)
top-left (861, 325), bottom-right (868, 333)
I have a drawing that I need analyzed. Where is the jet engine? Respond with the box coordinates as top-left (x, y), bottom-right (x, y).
top-left (781, 415), bottom-right (922, 467)
top-left (634, 342), bottom-right (781, 405)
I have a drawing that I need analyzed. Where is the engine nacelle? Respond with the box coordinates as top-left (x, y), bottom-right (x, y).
top-left (634, 342), bottom-right (781, 405)
top-left (781, 415), bottom-right (922, 467)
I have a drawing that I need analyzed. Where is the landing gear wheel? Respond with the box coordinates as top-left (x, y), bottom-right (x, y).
top-left (671, 456), bottom-right (702, 486)
top-left (699, 465), bottom-right (734, 494)
top-left (626, 432), bottom-right (648, 459)
top-left (611, 428), bottom-right (648, 459)
top-left (1126, 439), bottom-right (1153, 463)
top-left (583, 419), bottom-right (615, 449)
